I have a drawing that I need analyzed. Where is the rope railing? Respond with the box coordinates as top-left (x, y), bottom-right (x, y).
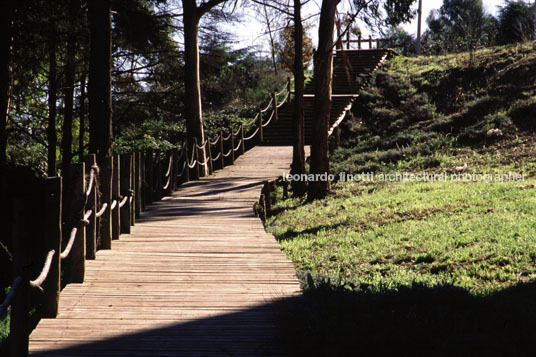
top-left (118, 195), bottom-right (129, 208)
top-left (187, 159), bottom-right (197, 169)
top-left (243, 113), bottom-right (259, 127)
top-left (211, 151), bottom-right (222, 162)
top-left (30, 249), bottom-right (56, 290)
top-left (244, 127), bottom-right (260, 141)
top-left (222, 148), bottom-right (233, 158)
top-left (233, 139), bottom-right (242, 152)
top-left (164, 155), bottom-right (173, 178)
top-left (262, 111), bottom-right (275, 128)
top-left (222, 132), bottom-right (232, 141)
top-left (95, 202), bottom-right (108, 218)
top-left (277, 91), bottom-right (290, 107)
top-left (260, 98), bottom-right (273, 113)
top-left (110, 199), bottom-right (118, 211)
top-left (177, 160), bottom-right (187, 178)
top-left (209, 136), bottom-right (220, 146)
top-left (162, 174), bottom-right (172, 191)
top-left (195, 139), bottom-right (207, 150)
top-left (61, 227), bottom-right (79, 260)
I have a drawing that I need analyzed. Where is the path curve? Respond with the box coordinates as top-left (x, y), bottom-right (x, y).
top-left (29, 146), bottom-right (300, 356)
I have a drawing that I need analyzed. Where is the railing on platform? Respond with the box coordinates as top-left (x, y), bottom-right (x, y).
top-left (0, 79), bottom-right (292, 357)
top-left (342, 33), bottom-right (387, 50)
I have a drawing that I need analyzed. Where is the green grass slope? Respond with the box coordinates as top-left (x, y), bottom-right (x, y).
top-left (270, 43), bottom-right (536, 355)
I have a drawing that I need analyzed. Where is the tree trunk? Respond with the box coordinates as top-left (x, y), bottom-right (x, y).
top-left (416, 0), bottom-right (422, 54)
top-left (62, 0), bottom-right (78, 177)
top-left (79, 74), bottom-right (86, 160)
top-left (0, 1), bottom-right (14, 176)
top-left (307, 0), bottom-right (339, 200)
top-left (263, 5), bottom-right (278, 76)
top-left (88, 0), bottom-right (113, 161)
top-left (291, 0), bottom-right (306, 196)
top-left (47, 24), bottom-right (58, 177)
top-left (182, 0), bottom-right (207, 176)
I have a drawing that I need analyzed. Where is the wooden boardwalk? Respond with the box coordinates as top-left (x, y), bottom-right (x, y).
top-left (29, 146), bottom-right (301, 356)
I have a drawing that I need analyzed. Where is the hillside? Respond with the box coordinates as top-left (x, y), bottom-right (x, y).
top-left (269, 43), bottom-right (536, 355)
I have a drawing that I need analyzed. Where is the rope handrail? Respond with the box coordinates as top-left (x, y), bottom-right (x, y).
top-left (195, 139), bottom-right (207, 150)
top-left (176, 143), bottom-right (187, 162)
top-left (187, 159), bottom-right (197, 169)
top-left (243, 113), bottom-right (259, 128)
top-left (0, 276), bottom-right (23, 318)
top-left (260, 98), bottom-right (273, 113)
top-left (110, 199), bottom-right (118, 211)
top-left (209, 136), bottom-right (220, 146)
top-left (243, 127), bottom-right (260, 141)
top-left (85, 167), bottom-right (98, 198)
top-left (232, 126), bottom-right (241, 137)
top-left (277, 91), bottom-right (290, 106)
top-left (211, 151), bottom-right (222, 161)
top-left (61, 227), bottom-right (78, 260)
top-left (222, 132), bottom-right (232, 141)
top-left (233, 139), bottom-right (242, 152)
top-left (177, 160), bottom-right (187, 178)
top-left (222, 148), bottom-right (233, 158)
top-left (164, 155), bottom-right (173, 177)
top-left (197, 155), bottom-right (209, 167)
top-left (276, 86), bottom-right (288, 97)
top-left (30, 249), bottom-right (56, 290)
top-left (118, 195), bottom-right (129, 208)
top-left (81, 209), bottom-right (92, 225)
top-left (262, 111), bottom-right (275, 128)
top-left (95, 203), bottom-right (108, 218)
top-left (189, 142), bottom-right (196, 164)
top-left (162, 174), bottom-right (172, 191)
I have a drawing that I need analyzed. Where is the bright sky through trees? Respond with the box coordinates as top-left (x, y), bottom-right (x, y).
top-left (226, 0), bottom-right (504, 53)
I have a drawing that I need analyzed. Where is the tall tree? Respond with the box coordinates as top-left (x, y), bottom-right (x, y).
top-left (0, 1), bottom-right (15, 177)
top-left (88, 0), bottom-right (113, 160)
top-left (182, 0), bottom-right (227, 175)
top-left (291, 0), bottom-right (306, 196)
top-left (308, 0), bottom-right (339, 200)
top-left (47, 15), bottom-right (58, 177)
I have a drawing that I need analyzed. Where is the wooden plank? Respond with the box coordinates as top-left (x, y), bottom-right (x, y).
top-left (29, 146), bottom-right (300, 357)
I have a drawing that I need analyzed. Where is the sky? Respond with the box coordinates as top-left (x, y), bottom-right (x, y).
top-left (224, 0), bottom-right (507, 53)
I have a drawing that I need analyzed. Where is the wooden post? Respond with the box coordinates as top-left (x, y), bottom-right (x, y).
top-left (376, 39), bottom-right (381, 49)
top-left (120, 153), bottom-right (132, 234)
top-left (155, 151), bottom-right (163, 199)
top-left (272, 92), bottom-right (278, 123)
top-left (130, 152), bottom-right (136, 225)
top-left (10, 197), bottom-right (30, 357)
top-left (263, 181), bottom-right (272, 215)
top-left (239, 124), bottom-right (245, 156)
top-left (163, 151), bottom-right (173, 196)
top-left (219, 130), bottom-right (225, 169)
top-left (368, 36), bottom-right (372, 49)
top-left (358, 33), bottom-right (362, 49)
top-left (65, 163), bottom-right (86, 284)
top-left (287, 76), bottom-right (291, 102)
top-left (259, 193), bottom-right (266, 222)
top-left (140, 152), bottom-right (146, 211)
top-left (99, 155), bottom-right (113, 249)
top-left (111, 155), bottom-right (120, 240)
top-left (183, 144), bottom-right (190, 183)
top-left (145, 150), bottom-right (153, 204)
top-left (83, 155), bottom-right (97, 260)
top-left (346, 30), bottom-right (350, 49)
top-left (283, 180), bottom-right (289, 198)
top-left (271, 181), bottom-right (277, 204)
top-left (172, 149), bottom-right (179, 191)
top-left (193, 139), bottom-right (200, 179)
top-left (42, 177), bottom-right (62, 317)
top-left (207, 141), bottom-right (213, 174)
top-left (258, 110), bottom-right (263, 143)
top-left (230, 131), bottom-right (235, 165)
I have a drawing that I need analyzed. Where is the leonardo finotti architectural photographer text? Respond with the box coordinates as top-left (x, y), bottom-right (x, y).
top-left (282, 172), bottom-right (526, 183)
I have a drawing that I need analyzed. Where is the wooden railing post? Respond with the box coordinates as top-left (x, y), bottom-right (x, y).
top-left (111, 155), bottom-right (120, 240)
top-left (368, 36), bottom-right (372, 49)
top-left (239, 124), bottom-right (245, 156)
top-left (120, 153), bottom-right (132, 234)
top-left (163, 151), bottom-right (173, 196)
top-left (219, 130), bottom-right (225, 169)
top-left (145, 149), bottom-right (153, 205)
top-left (358, 33), bottom-right (362, 49)
top-left (376, 38), bottom-right (381, 48)
top-left (230, 131), bottom-right (235, 165)
top-left (263, 181), bottom-right (272, 215)
top-left (99, 155), bottom-right (113, 249)
top-left (140, 151), bottom-right (146, 211)
top-left (154, 151), bottom-right (163, 199)
top-left (183, 144), bottom-right (190, 183)
top-left (272, 92), bottom-right (278, 122)
top-left (207, 141), bottom-right (213, 174)
top-left (10, 197), bottom-right (31, 357)
top-left (130, 152), bottom-right (136, 225)
top-left (346, 30), bottom-right (350, 49)
top-left (83, 155), bottom-right (97, 259)
top-left (172, 149), bottom-right (179, 191)
top-left (42, 176), bottom-right (62, 318)
top-left (258, 110), bottom-right (263, 143)
top-left (287, 76), bottom-right (291, 102)
top-left (193, 139), bottom-right (200, 180)
top-left (65, 162), bottom-right (86, 284)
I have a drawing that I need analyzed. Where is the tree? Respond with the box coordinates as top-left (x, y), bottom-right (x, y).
top-left (182, 0), bottom-right (227, 176)
top-left (291, 0), bottom-right (307, 196)
top-left (498, 1), bottom-right (535, 44)
top-left (308, 0), bottom-right (340, 200)
top-left (276, 24), bottom-right (314, 73)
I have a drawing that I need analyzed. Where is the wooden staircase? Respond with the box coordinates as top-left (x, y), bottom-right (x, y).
top-left (262, 49), bottom-right (394, 146)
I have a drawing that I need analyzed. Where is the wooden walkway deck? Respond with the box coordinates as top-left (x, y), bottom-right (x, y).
top-left (29, 146), bottom-right (301, 356)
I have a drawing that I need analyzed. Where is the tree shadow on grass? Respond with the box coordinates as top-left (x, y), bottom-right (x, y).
top-left (275, 279), bottom-right (536, 357)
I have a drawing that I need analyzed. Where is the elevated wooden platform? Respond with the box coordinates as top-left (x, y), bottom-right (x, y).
top-left (29, 146), bottom-right (301, 356)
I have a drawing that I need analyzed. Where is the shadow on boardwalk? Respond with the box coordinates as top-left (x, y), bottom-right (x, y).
top-left (26, 279), bottom-right (536, 356)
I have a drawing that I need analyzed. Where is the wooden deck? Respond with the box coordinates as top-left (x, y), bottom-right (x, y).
top-left (29, 146), bottom-right (301, 356)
